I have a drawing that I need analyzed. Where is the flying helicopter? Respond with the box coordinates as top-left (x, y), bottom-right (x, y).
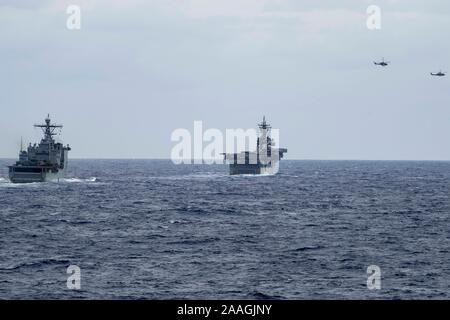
top-left (374, 58), bottom-right (390, 67)
top-left (430, 70), bottom-right (446, 77)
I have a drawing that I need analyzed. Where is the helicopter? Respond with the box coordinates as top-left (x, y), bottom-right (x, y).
top-left (374, 57), bottom-right (390, 67)
top-left (430, 70), bottom-right (446, 77)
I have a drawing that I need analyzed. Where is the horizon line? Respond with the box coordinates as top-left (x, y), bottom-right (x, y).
top-left (1, 157), bottom-right (450, 162)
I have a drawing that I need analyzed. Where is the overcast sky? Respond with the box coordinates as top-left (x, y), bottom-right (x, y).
top-left (0, 0), bottom-right (449, 160)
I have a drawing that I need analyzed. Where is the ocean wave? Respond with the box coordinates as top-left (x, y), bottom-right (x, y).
top-left (249, 291), bottom-right (285, 300)
top-left (0, 181), bottom-right (43, 188)
top-left (293, 245), bottom-right (325, 252)
top-left (161, 173), bottom-right (229, 180)
top-left (0, 258), bottom-right (71, 271)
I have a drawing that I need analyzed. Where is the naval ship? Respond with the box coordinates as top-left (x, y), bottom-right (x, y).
top-left (223, 117), bottom-right (287, 175)
top-left (8, 115), bottom-right (71, 183)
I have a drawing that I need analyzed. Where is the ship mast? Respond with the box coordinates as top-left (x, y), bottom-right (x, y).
top-left (257, 116), bottom-right (272, 159)
top-left (257, 116), bottom-right (272, 143)
top-left (34, 114), bottom-right (63, 143)
top-left (258, 116), bottom-right (271, 131)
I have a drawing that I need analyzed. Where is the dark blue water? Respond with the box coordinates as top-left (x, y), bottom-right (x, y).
top-left (0, 159), bottom-right (449, 299)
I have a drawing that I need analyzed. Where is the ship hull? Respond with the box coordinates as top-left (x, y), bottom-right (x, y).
top-left (229, 162), bottom-right (280, 175)
top-left (8, 166), bottom-right (64, 183)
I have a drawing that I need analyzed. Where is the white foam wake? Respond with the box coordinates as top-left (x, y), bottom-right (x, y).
top-left (63, 177), bottom-right (97, 183)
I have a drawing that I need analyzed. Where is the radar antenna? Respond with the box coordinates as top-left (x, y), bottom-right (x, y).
top-left (258, 116), bottom-right (271, 130)
top-left (34, 114), bottom-right (63, 142)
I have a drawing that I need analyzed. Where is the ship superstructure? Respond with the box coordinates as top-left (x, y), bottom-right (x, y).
top-left (8, 115), bottom-right (71, 183)
top-left (223, 117), bottom-right (287, 175)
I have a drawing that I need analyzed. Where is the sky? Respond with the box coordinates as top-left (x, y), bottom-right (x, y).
top-left (0, 0), bottom-right (449, 160)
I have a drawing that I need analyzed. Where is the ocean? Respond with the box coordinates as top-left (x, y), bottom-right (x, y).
top-left (0, 159), bottom-right (449, 299)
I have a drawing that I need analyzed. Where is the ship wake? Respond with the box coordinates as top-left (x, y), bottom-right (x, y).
top-left (62, 177), bottom-right (97, 183)
top-left (0, 176), bottom-right (98, 186)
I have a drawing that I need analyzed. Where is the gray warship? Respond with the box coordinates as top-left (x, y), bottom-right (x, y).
top-left (223, 117), bottom-right (287, 175)
top-left (8, 115), bottom-right (71, 183)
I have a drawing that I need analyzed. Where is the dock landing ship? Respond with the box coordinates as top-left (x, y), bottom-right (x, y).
top-left (8, 115), bottom-right (71, 183)
top-left (223, 117), bottom-right (287, 175)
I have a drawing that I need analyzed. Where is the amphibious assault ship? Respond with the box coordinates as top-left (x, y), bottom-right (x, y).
top-left (8, 115), bottom-right (71, 183)
top-left (223, 117), bottom-right (287, 175)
